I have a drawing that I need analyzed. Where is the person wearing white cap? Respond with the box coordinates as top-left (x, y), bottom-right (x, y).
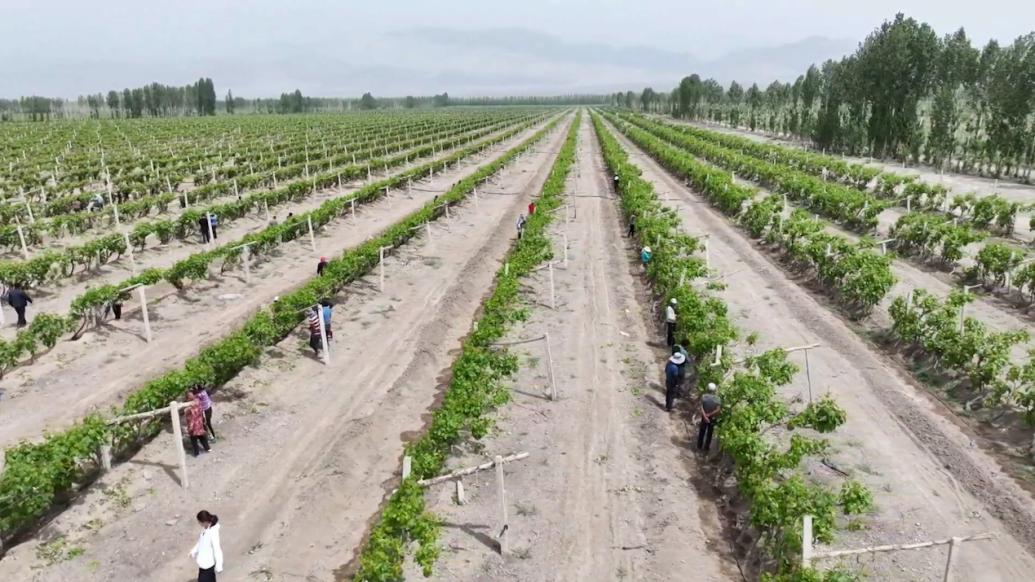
top-left (698, 383), bottom-right (722, 451)
top-left (640, 246), bottom-right (652, 266)
top-left (664, 298), bottom-right (677, 347)
top-left (664, 351), bottom-right (686, 412)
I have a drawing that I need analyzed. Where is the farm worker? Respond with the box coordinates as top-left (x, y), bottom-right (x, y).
top-left (319, 299), bottom-right (333, 340)
top-left (317, 257), bottom-right (329, 276)
top-left (87, 192), bottom-right (105, 211)
top-left (665, 298), bottom-right (677, 347)
top-left (697, 383), bottom-right (722, 452)
top-left (528, 201), bottom-right (536, 216)
top-left (640, 246), bottom-right (651, 266)
top-left (673, 344), bottom-right (690, 387)
top-left (184, 392), bottom-right (211, 456)
top-left (664, 351), bottom-right (686, 412)
top-left (613, 174), bottom-right (619, 193)
top-left (198, 215), bottom-right (212, 243)
top-left (269, 215), bottom-right (279, 227)
top-left (104, 290), bottom-right (129, 321)
top-left (208, 213), bottom-right (219, 240)
top-left (192, 384), bottom-right (216, 440)
top-left (627, 215), bottom-right (636, 237)
top-left (305, 308), bottom-right (323, 356)
top-left (516, 214), bottom-right (526, 239)
top-left (5, 284), bottom-right (32, 327)
top-left (189, 510), bottom-right (223, 582)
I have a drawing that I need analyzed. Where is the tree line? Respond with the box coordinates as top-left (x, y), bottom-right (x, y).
top-left (619, 13), bottom-right (1035, 180)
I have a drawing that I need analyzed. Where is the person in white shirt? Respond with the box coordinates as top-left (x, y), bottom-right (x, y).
top-left (189, 510), bottom-right (224, 582)
top-left (665, 298), bottom-right (677, 347)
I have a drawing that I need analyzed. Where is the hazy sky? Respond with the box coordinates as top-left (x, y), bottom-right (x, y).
top-left (2, 0), bottom-right (1032, 97)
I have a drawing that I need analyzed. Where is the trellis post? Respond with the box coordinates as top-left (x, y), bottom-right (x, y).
top-left (170, 401), bottom-right (189, 488)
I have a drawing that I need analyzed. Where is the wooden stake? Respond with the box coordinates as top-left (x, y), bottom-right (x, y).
top-left (307, 216), bottom-right (317, 252)
top-left (205, 213), bottom-right (214, 248)
top-left (379, 246), bottom-right (388, 292)
top-left (100, 444), bottom-right (112, 473)
top-left (943, 536), bottom-right (960, 582)
top-left (15, 223), bottom-right (29, 259)
top-left (124, 231), bottom-right (137, 274)
top-left (242, 245), bottom-right (251, 283)
top-left (351, 199), bottom-right (356, 218)
top-left (316, 303), bottom-right (329, 364)
top-left (802, 515), bottom-right (814, 568)
top-left (402, 455), bottom-right (412, 479)
top-left (138, 285), bottom-right (152, 343)
top-left (544, 332), bottom-right (558, 400)
top-left (170, 401), bottom-right (189, 489)
top-left (495, 455), bottom-right (509, 556)
top-left (549, 261), bottom-right (556, 309)
top-left (455, 480), bottom-right (466, 505)
top-left (264, 201), bottom-right (271, 222)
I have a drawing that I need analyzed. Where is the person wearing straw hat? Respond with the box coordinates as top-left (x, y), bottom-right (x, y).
top-left (698, 383), bottom-right (722, 451)
top-left (664, 298), bottom-right (677, 347)
top-left (640, 246), bottom-right (651, 266)
top-left (664, 351), bottom-right (686, 412)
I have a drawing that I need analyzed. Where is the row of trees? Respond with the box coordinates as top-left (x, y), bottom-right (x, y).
top-left (619, 14), bottom-right (1035, 179)
top-left (79, 78), bottom-right (218, 118)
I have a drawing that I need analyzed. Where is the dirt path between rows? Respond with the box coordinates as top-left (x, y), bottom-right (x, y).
top-left (0, 119), bottom-right (553, 451)
top-left (0, 116), bottom-right (572, 582)
top-left (409, 118), bottom-right (733, 581)
top-left (608, 121), bottom-right (1035, 580)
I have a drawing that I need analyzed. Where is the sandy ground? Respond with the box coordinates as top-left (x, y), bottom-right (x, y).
top-left (607, 121), bottom-right (1035, 580)
top-left (0, 119), bottom-right (550, 451)
top-left (0, 116), bottom-right (573, 582)
top-left (407, 119), bottom-right (733, 582)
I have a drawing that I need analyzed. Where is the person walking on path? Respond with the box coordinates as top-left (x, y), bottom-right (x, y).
top-left (184, 392), bottom-right (211, 456)
top-left (317, 256), bottom-right (329, 276)
top-left (613, 174), bottom-right (620, 195)
top-left (697, 383), bottom-right (722, 452)
top-left (627, 215), bottom-right (636, 237)
top-left (664, 298), bottom-right (677, 347)
top-left (527, 201), bottom-right (536, 216)
top-left (516, 214), bottom-right (527, 240)
top-left (664, 351), bottom-right (686, 412)
top-left (320, 299), bottom-right (333, 340)
top-left (189, 510), bottom-right (223, 582)
top-left (5, 285), bottom-right (32, 327)
top-left (192, 385), bottom-right (216, 441)
top-left (306, 308), bottom-right (323, 356)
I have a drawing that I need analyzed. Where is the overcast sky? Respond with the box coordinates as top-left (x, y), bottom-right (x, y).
top-left (2, 0), bottom-right (1032, 98)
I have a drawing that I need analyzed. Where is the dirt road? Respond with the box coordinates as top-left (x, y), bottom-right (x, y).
top-left (411, 117), bottom-right (733, 581)
top-left (0, 116), bottom-right (572, 582)
top-left (606, 120), bottom-right (1035, 580)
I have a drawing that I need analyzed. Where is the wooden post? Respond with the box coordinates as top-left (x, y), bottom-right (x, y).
top-left (444, 203), bottom-right (450, 219)
top-left (316, 303), bottom-right (329, 364)
top-left (15, 222), bottom-right (30, 259)
top-left (549, 261), bottom-right (556, 309)
top-left (138, 286), bottom-right (152, 343)
top-left (544, 332), bottom-right (558, 400)
top-left (455, 480), bottom-right (466, 505)
top-left (124, 231), bottom-right (137, 274)
top-left (100, 444), bottom-right (113, 473)
top-left (108, 182), bottom-right (120, 228)
top-left (504, 262), bottom-right (509, 277)
top-left (205, 213), bottom-right (214, 248)
top-left (562, 233), bottom-right (568, 267)
top-left (242, 245), bottom-right (251, 283)
top-left (233, 179), bottom-right (239, 197)
top-left (273, 173), bottom-right (279, 189)
top-left (24, 197), bottom-right (35, 224)
top-left (351, 199), bottom-right (356, 219)
top-left (425, 221), bottom-right (432, 242)
top-left (402, 455), bottom-right (412, 479)
top-left (802, 515), bottom-right (814, 568)
top-left (495, 455), bottom-right (509, 556)
top-left (170, 402), bottom-right (189, 489)
top-left (943, 536), bottom-right (961, 582)
top-left (704, 238), bottom-right (710, 270)
top-left (379, 246), bottom-right (387, 292)
top-left (307, 216), bottom-right (317, 252)
top-left (264, 201), bottom-right (271, 222)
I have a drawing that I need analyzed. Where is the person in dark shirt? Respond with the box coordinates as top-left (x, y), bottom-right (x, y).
top-left (317, 257), bottom-right (329, 276)
top-left (6, 285), bottom-right (32, 327)
top-left (664, 352), bottom-right (686, 412)
top-left (698, 383), bottom-right (722, 451)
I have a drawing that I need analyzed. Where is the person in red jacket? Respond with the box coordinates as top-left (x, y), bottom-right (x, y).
top-left (528, 201), bottom-right (536, 216)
